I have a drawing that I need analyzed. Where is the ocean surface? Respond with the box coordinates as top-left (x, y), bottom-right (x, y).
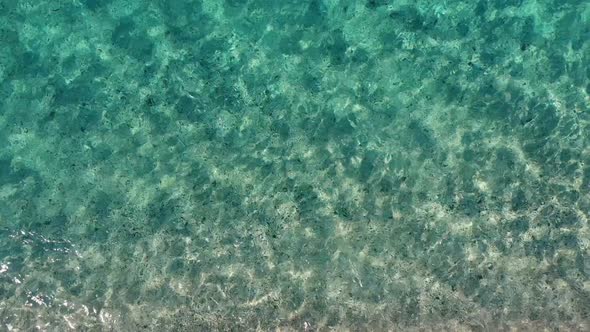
top-left (1, 0), bottom-right (589, 330)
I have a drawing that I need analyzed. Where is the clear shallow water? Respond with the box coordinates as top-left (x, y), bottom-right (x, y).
top-left (0, 0), bottom-right (589, 330)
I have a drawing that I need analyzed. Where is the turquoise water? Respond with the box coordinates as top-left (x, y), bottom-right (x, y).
top-left (1, 0), bottom-right (589, 330)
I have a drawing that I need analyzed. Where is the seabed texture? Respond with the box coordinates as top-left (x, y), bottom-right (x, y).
top-left (1, 0), bottom-right (590, 331)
